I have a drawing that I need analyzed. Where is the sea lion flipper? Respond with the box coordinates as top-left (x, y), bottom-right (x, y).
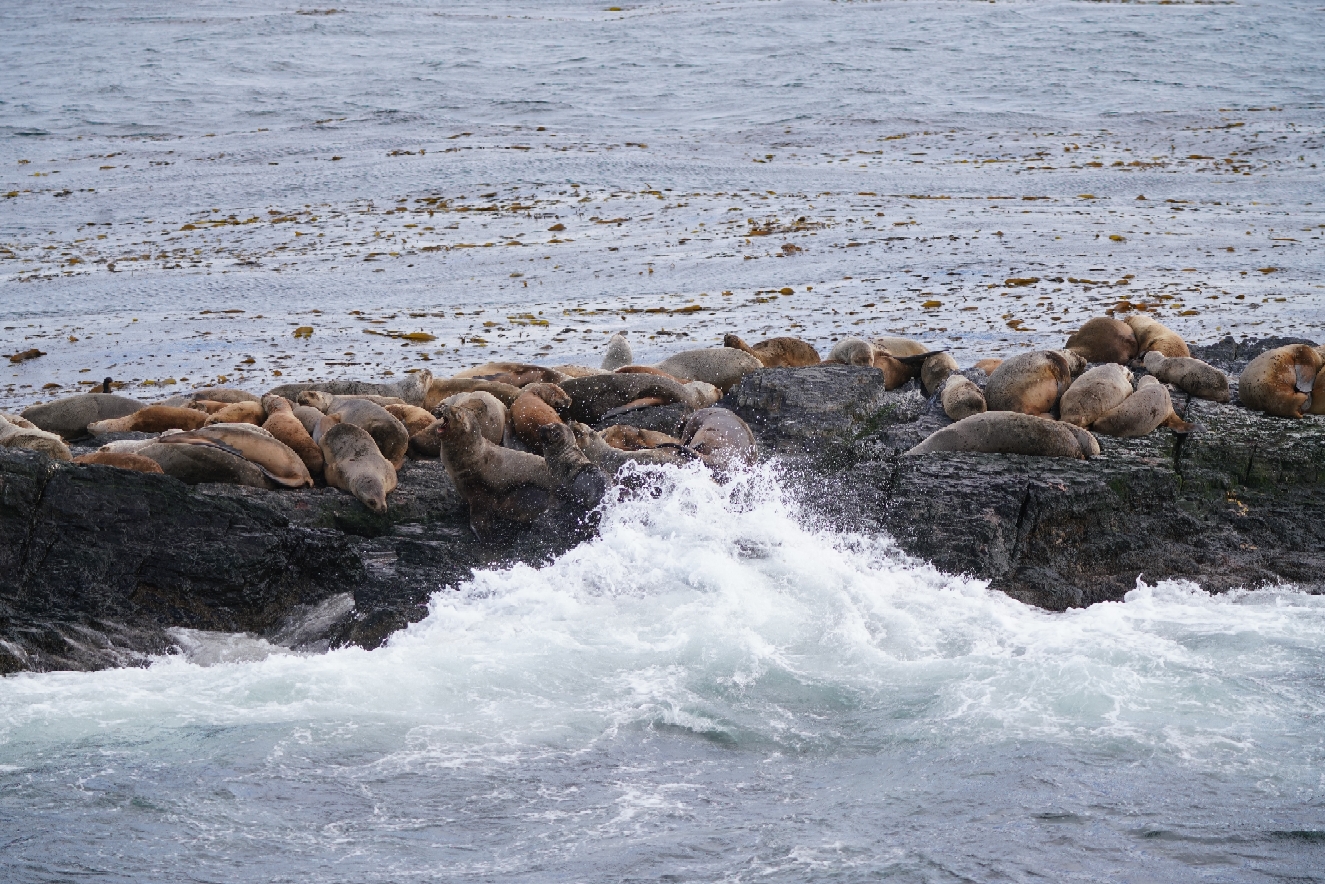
top-left (891, 350), bottom-right (947, 367)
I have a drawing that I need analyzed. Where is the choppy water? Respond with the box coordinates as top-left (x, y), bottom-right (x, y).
top-left (2, 465), bottom-right (1325, 881)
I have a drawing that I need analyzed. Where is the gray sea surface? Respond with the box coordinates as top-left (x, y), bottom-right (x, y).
top-left (3, 2), bottom-right (1325, 881)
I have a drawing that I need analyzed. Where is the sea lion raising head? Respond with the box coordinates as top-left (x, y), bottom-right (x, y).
top-left (601, 332), bottom-right (633, 371)
top-left (511, 383), bottom-right (571, 451)
top-left (1124, 314), bottom-right (1190, 359)
top-left (1065, 316), bottom-right (1138, 365)
top-left (723, 334), bottom-right (820, 368)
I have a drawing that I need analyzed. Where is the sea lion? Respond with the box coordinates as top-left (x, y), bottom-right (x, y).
top-left (157, 424), bottom-right (314, 488)
top-left (561, 373), bottom-right (695, 424)
top-left (1060, 364), bottom-right (1134, 428)
top-left (872, 338), bottom-right (944, 391)
top-left (0, 413), bottom-right (71, 461)
top-left (1142, 351), bottom-right (1230, 403)
top-left (602, 425), bottom-right (681, 451)
top-left (293, 404), bottom-right (324, 436)
top-left (511, 383), bottom-right (571, 450)
top-left (1237, 344), bottom-right (1323, 418)
top-left (569, 421), bottom-right (695, 474)
top-left (905, 412), bottom-right (1091, 459)
top-left (453, 362), bottom-right (569, 387)
top-left (825, 337), bottom-right (875, 367)
top-left (136, 441), bottom-right (275, 488)
top-left (1092, 375), bottom-right (1186, 437)
top-left (920, 352), bottom-right (959, 397)
top-left (984, 351), bottom-right (1075, 416)
top-left (431, 404), bottom-right (556, 537)
top-left (384, 403), bottom-right (436, 437)
top-left (537, 422), bottom-right (609, 511)
top-left (973, 358), bottom-right (1003, 376)
top-left (88, 405), bottom-right (209, 436)
top-left (319, 398), bottom-right (409, 468)
top-left (424, 377), bottom-right (521, 410)
top-left (441, 391), bottom-right (508, 445)
top-left (685, 381), bottom-right (723, 408)
top-left (723, 334), bottom-right (820, 368)
top-left (21, 392), bottom-right (144, 440)
top-left (97, 431), bottom-right (183, 454)
top-left (316, 415), bottom-right (398, 514)
top-left (267, 370), bottom-right (432, 407)
top-left (188, 388), bottom-right (261, 405)
top-left (940, 376), bottom-right (987, 422)
top-left (552, 365), bottom-right (609, 379)
top-left (653, 348), bottom-right (762, 391)
top-left (261, 395), bottom-right (325, 475)
top-left (296, 391), bottom-right (406, 412)
top-left (1065, 317), bottom-right (1138, 364)
top-left (601, 332), bottom-right (633, 371)
top-left (615, 365), bottom-right (685, 381)
top-left (680, 407), bottom-right (757, 469)
top-left (204, 400), bottom-right (265, 426)
top-left (72, 450), bottom-right (165, 474)
top-left (1124, 314), bottom-right (1190, 359)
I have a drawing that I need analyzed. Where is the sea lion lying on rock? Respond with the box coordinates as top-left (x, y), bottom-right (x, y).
top-left (1237, 344), bottom-right (1324, 418)
top-left (602, 425), bottom-right (681, 451)
top-left (561, 373), bottom-right (695, 424)
top-left (187, 388), bottom-right (261, 405)
top-left (1092, 375), bottom-right (1190, 437)
top-left (920, 352), bottom-right (959, 397)
top-left (432, 404), bottom-right (557, 537)
top-left (268, 370), bottom-right (431, 407)
top-left (1142, 351), bottom-right (1229, 403)
top-left (680, 407), bottom-right (757, 469)
top-left (569, 421), bottom-right (696, 474)
top-left (1060, 364), bottom-right (1134, 428)
top-left (315, 414), bottom-right (398, 513)
top-left (973, 358), bottom-right (1003, 376)
top-left (0, 412), bottom-right (71, 461)
top-left (453, 362), bottom-right (569, 387)
top-left (654, 348), bottom-right (762, 391)
top-left (826, 337), bottom-right (875, 367)
top-left (136, 440), bottom-right (276, 488)
top-left (940, 376), bottom-right (987, 421)
top-left (1066, 317), bottom-right (1138, 364)
top-left (88, 405), bottom-right (209, 436)
top-left (316, 398), bottom-right (409, 468)
top-left (425, 377), bottom-right (522, 410)
top-left (1125, 314), bottom-right (1190, 359)
top-left (511, 383), bottom-right (570, 450)
top-left (261, 396), bottom-right (324, 474)
top-left (204, 400), bottom-right (265, 427)
top-left (985, 351), bottom-right (1077, 416)
top-left (384, 403), bottom-right (436, 437)
top-left (72, 450), bottom-right (164, 474)
top-left (723, 334), bottom-right (820, 368)
top-left (156, 424), bottom-right (314, 488)
top-left (906, 412), bottom-right (1098, 459)
top-left (21, 392), bottom-right (144, 439)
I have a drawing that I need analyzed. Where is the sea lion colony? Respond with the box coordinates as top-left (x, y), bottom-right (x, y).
top-left (4, 318), bottom-right (1321, 534)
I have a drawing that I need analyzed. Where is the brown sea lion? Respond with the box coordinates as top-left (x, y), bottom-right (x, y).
top-left (615, 365), bottom-right (686, 381)
top-left (685, 381), bottom-right (723, 408)
top-left (188, 388), bottom-right (261, 405)
top-left (453, 362), bottom-right (569, 387)
top-left (680, 407), bottom-right (757, 469)
top-left (424, 377), bottom-right (522, 410)
top-left (157, 424), bottom-right (314, 488)
top-left (384, 403), bottom-right (436, 437)
top-left (1124, 314), bottom-right (1190, 359)
top-left (261, 395), bottom-right (325, 475)
top-left (1142, 351), bottom-right (1229, 403)
top-left (432, 404), bottom-right (556, 537)
top-left (723, 334), bottom-right (820, 368)
top-left (441, 391), bottom-right (507, 444)
top-left (21, 392), bottom-right (144, 440)
top-left (319, 398), bottom-right (409, 468)
top-left (561, 373), bottom-right (695, 424)
top-left (1092, 375), bottom-right (1188, 437)
top-left (872, 338), bottom-right (943, 391)
top-left (653, 348), bottom-right (762, 391)
top-left (88, 405), bottom-right (209, 436)
top-left (204, 400), bottom-right (265, 426)
top-left (537, 422), bottom-right (609, 511)
top-left (186, 399), bottom-right (229, 415)
top-left (136, 441), bottom-right (276, 488)
top-left (1060, 364), bottom-right (1134, 428)
top-left (1237, 344), bottom-right (1323, 418)
top-left (316, 414), bottom-right (398, 513)
top-left (601, 332), bottom-right (634, 371)
top-left (973, 358), bottom-right (1003, 376)
top-left (1065, 317), bottom-right (1138, 364)
top-left (552, 365), bottom-right (609, 379)
top-left (72, 450), bottom-right (165, 474)
top-left (511, 383), bottom-right (570, 450)
top-left (940, 376), bottom-right (987, 421)
top-left (569, 421), bottom-right (696, 474)
top-left (602, 425), bottom-right (682, 451)
top-left (905, 412), bottom-right (1092, 459)
top-left (984, 351), bottom-right (1075, 416)
top-left (0, 413), bottom-right (72, 461)
top-left (920, 352), bottom-right (959, 397)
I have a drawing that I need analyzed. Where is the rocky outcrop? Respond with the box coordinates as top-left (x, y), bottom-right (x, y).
top-left (3, 337), bottom-right (1320, 674)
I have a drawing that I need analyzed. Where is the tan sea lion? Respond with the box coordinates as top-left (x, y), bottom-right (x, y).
top-left (441, 391), bottom-right (508, 445)
top-left (984, 351), bottom-right (1074, 416)
top-left (185, 399), bottom-right (229, 415)
top-left (685, 381), bottom-right (722, 408)
top-left (601, 332), bottom-right (633, 371)
top-left (72, 450), bottom-right (165, 474)
top-left (21, 392), bottom-right (144, 439)
top-left (872, 339), bottom-right (944, 391)
top-left (424, 377), bottom-right (522, 410)
top-left (316, 415), bottom-right (398, 513)
top-left (511, 383), bottom-right (570, 450)
top-left (88, 405), bottom-right (209, 436)
top-left (602, 425), bottom-right (681, 451)
top-left (825, 337), bottom-right (875, 367)
top-left (297, 391), bottom-right (406, 412)
top-left (653, 348), bottom-right (762, 391)
top-left (973, 358), bottom-right (1003, 376)
top-left (204, 400), bottom-right (265, 426)
top-left (267, 370), bottom-right (431, 408)
top-left (136, 441), bottom-right (276, 488)
top-left (432, 404), bottom-right (556, 536)
top-left (905, 412), bottom-right (1091, 459)
top-left (569, 421), bottom-right (695, 474)
top-left (157, 424), bottom-right (314, 488)
top-left (0, 413), bottom-right (71, 461)
top-left (261, 395), bottom-right (325, 475)
top-left (1237, 344), bottom-right (1323, 418)
top-left (680, 407), bottom-right (757, 469)
top-left (188, 388), bottom-right (261, 405)
top-left (940, 376), bottom-right (987, 421)
top-left (1065, 317), bottom-right (1138, 364)
top-left (920, 352), bottom-right (959, 397)
top-left (319, 398), bottom-right (409, 468)
top-left (615, 365), bottom-right (685, 381)
top-left (1124, 314), bottom-right (1190, 358)
top-left (552, 365), bottom-right (609, 379)
top-left (561, 373), bottom-right (695, 424)
top-left (1060, 364), bottom-right (1134, 427)
top-left (1142, 351), bottom-right (1230, 403)
top-left (1092, 375), bottom-right (1187, 437)
top-left (453, 362), bottom-right (569, 387)
top-left (723, 334), bottom-right (820, 368)
top-left (384, 403), bottom-right (436, 437)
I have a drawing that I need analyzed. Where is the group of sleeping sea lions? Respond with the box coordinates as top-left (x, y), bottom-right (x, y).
top-left (0, 311), bottom-right (1320, 534)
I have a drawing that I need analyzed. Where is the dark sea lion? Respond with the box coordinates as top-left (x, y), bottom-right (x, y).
top-left (137, 441), bottom-right (276, 488)
top-left (538, 422), bottom-right (609, 511)
top-left (1060, 364), bottom-right (1134, 428)
top-left (320, 398), bottom-right (409, 468)
top-left (905, 412), bottom-right (1092, 459)
top-left (1065, 317), bottom-right (1138, 364)
top-left (1142, 351), bottom-right (1229, 403)
top-left (188, 387), bottom-right (262, 405)
top-left (654, 348), bottom-right (762, 391)
top-left (268, 370), bottom-right (431, 407)
top-left (261, 395), bottom-right (324, 475)
top-left (431, 404), bottom-right (556, 537)
top-left (157, 424), bottom-right (314, 488)
top-left (561, 373), bottom-right (695, 424)
top-left (723, 334), bottom-right (820, 368)
top-left (680, 407), bottom-right (757, 469)
top-left (1124, 314), bottom-right (1190, 359)
top-left (21, 392), bottom-right (144, 440)
top-left (1238, 344), bottom-right (1323, 418)
top-left (940, 376), bottom-right (987, 421)
top-left (316, 415), bottom-right (398, 513)
top-left (511, 383), bottom-right (570, 450)
top-left (985, 351), bottom-right (1074, 416)
top-left (88, 405), bottom-right (209, 436)
top-left (72, 450), bottom-right (165, 474)
top-left (601, 332), bottom-right (633, 371)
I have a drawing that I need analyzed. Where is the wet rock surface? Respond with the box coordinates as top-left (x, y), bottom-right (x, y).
top-left (3, 338), bottom-right (1321, 673)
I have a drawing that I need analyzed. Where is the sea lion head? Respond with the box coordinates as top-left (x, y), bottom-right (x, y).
top-left (522, 382), bottom-right (571, 412)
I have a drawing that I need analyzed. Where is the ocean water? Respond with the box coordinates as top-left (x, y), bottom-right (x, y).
top-left (4, 1), bottom-right (1325, 879)
top-left (2, 464), bottom-right (1325, 881)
